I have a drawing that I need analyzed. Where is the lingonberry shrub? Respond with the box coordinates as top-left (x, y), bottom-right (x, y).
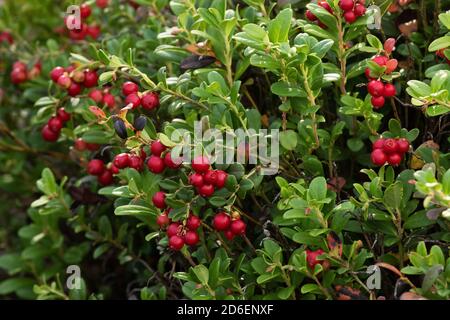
top-left (1, 0), bottom-right (450, 302)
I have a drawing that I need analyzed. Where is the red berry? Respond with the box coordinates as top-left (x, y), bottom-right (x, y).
top-left (385, 59), bottom-right (398, 74)
top-left (383, 83), bottom-right (396, 97)
top-left (125, 93), bottom-right (141, 108)
top-left (169, 235), bottom-right (185, 250)
top-left (141, 92), bottom-right (160, 110)
top-left (344, 11), bottom-right (357, 23)
top-left (156, 213), bottom-right (170, 228)
top-left (319, 1), bottom-right (332, 13)
top-left (122, 81), bottom-right (139, 96)
top-left (65, 65), bottom-right (76, 73)
top-left (41, 125), bottom-right (59, 142)
top-left (74, 138), bottom-right (87, 151)
top-left (215, 170), bottom-right (228, 189)
top-left (113, 153), bottom-right (130, 169)
top-left (383, 138), bottom-right (398, 154)
top-left (192, 155), bottom-right (210, 173)
top-left (184, 231), bottom-right (199, 246)
top-left (87, 159), bottom-right (105, 176)
top-left (13, 61), bottom-right (27, 71)
top-left (367, 80), bottom-right (385, 97)
top-left (372, 138), bottom-right (385, 150)
top-left (364, 68), bottom-right (374, 79)
top-left (69, 23), bottom-right (88, 40)
top-left (384, 38), bottom-right (396, 54)
top-left (339, 0), bottom-right (354, 11)
top-left (396, 138), bottom-right (410, 153)
top-left (110, 164), bottom-right (120, 175)
top-left (230, 219), bottom-right (246, 235)
top-left (150, 140), bottom-right (167, 157)
top-left (152, 191), bottom-right (166, 209)
top-left (372, 55), bottom-right (388, 66)
top-left (354, 3), bottom-right (366, 16)
top-left (57, 108), bottom-right (71, 122)
top-left (48, 116), bottom-right (63, 133)
top-left (129, 155), bottom-right (144, 171)
top-left (371, 95), bottom-right (385, 109)
top-left (71, 70), bottom-right (85, 83)
top-left (224, 229), bottom-right (235, 241)
top-left (186, 215), bottom-right (201, 230)
top-left (83, 70), bottom-right (98, 88)
top-left (80, 3), bottom-right (92, 18)
top-left (198, 184), bottom-right (214, 197)
top-left (203, 170), bottom-right (217, 185)
top-left (67, 82), bottom-right (82, 97)
top-left (103, 93), bottom-right (115, 108)
top-left (86, 143), bottom-right (100, 151)
top-left (167, 223), bottom-right (181, 237)
top-left (213, 212), bottom-right (231, 231)
top-left (388, 153), bottom-right (402, 166)
top-left (96, 0), bottom-right (109, 8)
top-left (89, 89), bottom-right (103, 103)
top-left (306, 249), bottom-right (325, 269)
top-left (50, 67), bottom-right (65, 82)
top-left (87, 24), bottom-right (101, 39)
top-left (305, 10), bottom-right (317, 21)
top-left (98, 170), bottom-right (113, 186)
top-left (189, 173), bottom-right (204, 187)
top-left (10, 68), bottom-right (27, 84)
top-left (57, 74), bottom-right (72, 88)
top-left (0, 31), bottom-right (13, 44)
top-left (164, 151), bottom-right (182, 169)
top-left (147, 155), bottom-right (165, 173)
top-left (371, 149), bottom-right (387, 166)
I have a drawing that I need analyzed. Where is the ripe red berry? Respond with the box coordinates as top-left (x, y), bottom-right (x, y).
top-left (192, 155), bottom-right (210, 173)
top-left (122, 81), bottom-right (139, 96)
top-left (10, 68), bottom-right (27, 84)
top-left (113, 153), bottom-right (130, 169)
top-left (67, 82), bottom-right (82, 97)
top-left (102, 93), bottom-right (115, 108)
top-left (96, 0), bottom-right (109, 8)
top-left (87, 159), bottom-right (105, 176)
top-left (343, 11), bottom-right (356, 23)
top-left (83, 70), bottom-right (98, 88)
top-left (354, 3), bottom-right (366, 16)
top-left (164, 151), bottom-right (182, 169)
top-left (387, 153), bottom-right (402, 166)
top-left (371, 95), bottom-right (385, 109)
top-left (147, 155), bottom-right (165, 173)
top-left (198, 184), bottom-right (214, 197)
top-left (152, 191), bottom-right (166, 209)
top-left (41, 125), bottom-right (59, 142)
top-left (141, 92), bottom-right (160, 110)
top-left (50, 67), bottom-right (65, 82)
top-left (397, 138), bottom-right (410, 154)
top-left (367, 80), bottom-right (385, 97)
top-left (57, 108), bottom-right (71, 122)
top-left (364, 68), bottom-right (374, 79)
top-left (74, 138), bottom-right (87, 151)
top-left (306, 249), bottom-right (325, 269)
top-left (125, 93), bottom-right (141, 108)
top-left (383, 83), bottom-right (396, 97)
top-left (186, 215), bottom-right (201, 230)
top-left (372, 138), bottom-right (385, 150)
top-left (372, 55), bottom-right (388, 66)
top-left (87, 25), bottom-right (101, 39)
top-left (189, 173), bottom-right (204, 187)
top-left (383, 38), bottom-right (395, 54)
top-left (203, 170), bottom-right (217, 185)
top-left (305, 10), bottom-right (317, 21)
top-left (110, 164), bottom-right (120, 175)
top-left (339, 0), bottom-right (354, 11)
top-left (150, 140), bottom-right (167, 157)
top-left (57, 74), bottom-right (72, 88)
top-left (224, 229), bottom-right (235, 241)
top-left (156, 213), bottom-right (170, 228)
top-left (319, 1), bottom-right (332, 13)
top-left (65, 65), bottom-right (76, 73)
top-left (169, 235), bottom-right (185, 250)
top-left (383, 138), bottom-right (398, 154)
top-left (371, 149), bottom-right (387, 166)
top-left (385, 59), bottom-right (398, 74)
top-left (69, 24), bottom-right (88, 40)
top-left (98, 170), bottom-right (113, 186)
top-left (86, 143), bottom-right (100, 151)
top-left (167, 223), bottom-right (181, 237)
top-left (80, 3), bottom-right (92, 18)
top-left (230, 219), bottom-right (246, 235)
top-left (48, 116), bottom-right (63, 133)
top-left (184, 231), bottom-right (199, 246)
top-left (88, 89), bottom-right (103, 103)
top-left (215, 170), bottom-right (228, 189)
top-left (213, 212), bottom-right (231, 231)
top-left (129, 155), bottom-right (144, 171)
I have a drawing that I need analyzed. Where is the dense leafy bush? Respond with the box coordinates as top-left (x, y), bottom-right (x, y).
top-left (1, 0), bottom-right (450, 300)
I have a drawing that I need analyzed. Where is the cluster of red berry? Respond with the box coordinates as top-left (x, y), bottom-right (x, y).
top-left (87, 159), bottom-right (114, 185)
top-left (50, 65), bottom-right (99, 97)
top-left (213, 212), bottom-right (247, 241)
top-left (305, 1), bottom-right (332, 28)
top-left (10, 61), bottom-right (41, 85)
top-left (338, 0), bottom-right (366, 23)
top-left (365, 38), bottom-right (398, 109)
top-left (156, 212), bottom-right (202, 250)
top-left (122, 81), bottom-right (160, 110)
top-left (64, 3), bottom-right (105, 41)
top-left (88, 88), bottom-right (116, 109)
top-left (188, 156), bottom-right (228, 198)
top-left (41, 108), bottom-right (71, 142)
top-left (146, 140), bottom-right (182, 174)
top-left (370, 138), bottom-right (410, 166)
top-left (0, 31), bottom-right (13, 44)
top-left (112, 150), bottom-right (147, 173)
